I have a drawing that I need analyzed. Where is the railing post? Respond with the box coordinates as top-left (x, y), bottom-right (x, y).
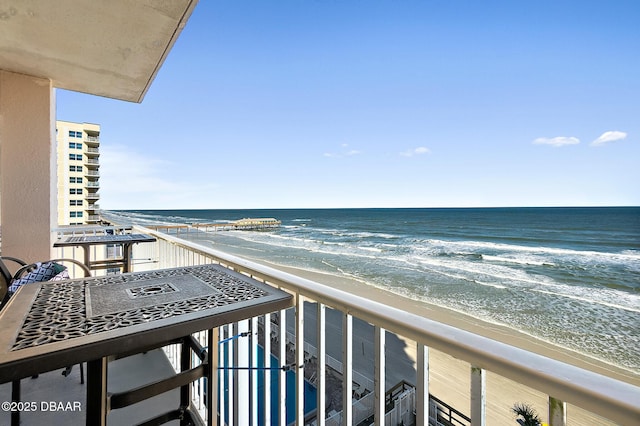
top-left (317, 303), bottom-right (326, 426)
top-left (549, 396), bottom-right (567, 426)
top-left (229, 323), bottom-right (236, 426)
top-left (416, 344), bottom-right (429, 426)
top-left (342, 313), bottom-right (353, 426)
top-left (236, 319), bottom-right (249, 426)
top-left (374, 326), bottom-right (386, 425)
top-left (219, 326), bottom-right (227, 426)
top-left (295, 294), bottom-right (305, 425)
top-left (264, 313), bottom-right (272, 425)
top-left (278, 309), bottom-right (287, 426)
top-left (251, 317), bottom-right (258, 426)
top-left (470, 365), bottom-right (486, 426)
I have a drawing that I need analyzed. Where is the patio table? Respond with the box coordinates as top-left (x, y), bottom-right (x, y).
top-left (0, 264), bottom-right (293, 425)
top-left (53, 233), bottom-right (156, 272)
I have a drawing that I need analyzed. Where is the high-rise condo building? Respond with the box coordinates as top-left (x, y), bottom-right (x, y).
top-left (56, 121), bottom-right (101, 226)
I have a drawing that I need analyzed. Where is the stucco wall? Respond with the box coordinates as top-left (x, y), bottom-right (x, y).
top-left (0, 70), bottom-right (55, 260)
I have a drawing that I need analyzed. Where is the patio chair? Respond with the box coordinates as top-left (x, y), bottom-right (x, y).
top-left (1, 256), bottom-right (91, 381)
top-left (2, 256), bottom-right (91, 295)
top-left (1, 256), bottom-right (92, 426)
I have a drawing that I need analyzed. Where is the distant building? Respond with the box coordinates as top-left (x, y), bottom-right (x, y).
top-left (56, 121), bottom-right (101, 225)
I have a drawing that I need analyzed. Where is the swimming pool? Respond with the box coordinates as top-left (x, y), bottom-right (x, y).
top-left (217, 343), bottom-right (317, 425)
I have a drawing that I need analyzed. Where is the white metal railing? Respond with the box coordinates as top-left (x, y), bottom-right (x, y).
top-left (85, 225), bottom-right (640, 425)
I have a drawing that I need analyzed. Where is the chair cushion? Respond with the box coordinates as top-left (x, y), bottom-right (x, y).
top-left (8, 262), bottom-right (66, 294)
top-left (50, 269), bottom-right (71, 281)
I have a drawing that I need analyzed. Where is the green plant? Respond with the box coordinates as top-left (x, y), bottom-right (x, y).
top-left (512, 403), bottom-right (542, 426)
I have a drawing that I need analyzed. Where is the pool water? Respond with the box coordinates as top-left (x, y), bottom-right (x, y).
top-left (216, 343), bottom-right (318, 424)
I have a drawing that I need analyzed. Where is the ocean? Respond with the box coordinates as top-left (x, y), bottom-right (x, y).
top-left (104, 207), bottom-right (640, 374)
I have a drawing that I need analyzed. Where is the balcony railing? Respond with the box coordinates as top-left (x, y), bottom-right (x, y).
top-left (84, 136), bottom-right (100, 147)
top-left (100, 225), bottom-right (638, 426)
top-left (85, 147), bottom-right (100, 156)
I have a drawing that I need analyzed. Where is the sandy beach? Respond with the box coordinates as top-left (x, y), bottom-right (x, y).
top-left (252, 257), bottom-right (638, 426)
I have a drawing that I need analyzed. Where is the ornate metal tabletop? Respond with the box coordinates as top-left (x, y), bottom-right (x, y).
top-left (53, 233), bottom-right (157, 273)
top-left (0, 264), bottom-right (292, 383)
top-left (53, 233), bottom-right (156, 246)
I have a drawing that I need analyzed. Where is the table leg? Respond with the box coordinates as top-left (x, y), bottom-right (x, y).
top-left (123, 243), bottom-right (133, 273)
top-left (180, 339), bottom-right (191, 424)
top-left (82, 245), bottom-right (91, 271)
top-left (10, 380), bottom-right (20, 426)
top-left (86, 358), bottom-right (108, 426)
top-left (208, 328), bottom-right (219, 426)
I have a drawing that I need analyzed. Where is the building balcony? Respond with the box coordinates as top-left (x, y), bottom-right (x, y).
top-left (87, 203), bottom-right (100, 211)
top-left (85, 147), bottom-right (100, 157)
top-left (85, 193), bottom-right (100, 200)
top-left (4, 226), bottom-right (635, 426)
top-left (84, 170), bottom-right (100, 178)
top-left (86, 214), bottom-right (100, 223)
top-left (85, 181), bottom-right (100, 189)
top-left (85, 159), bottom-right (99, 167)
top-left (84, 136), bottom-right (100, 147)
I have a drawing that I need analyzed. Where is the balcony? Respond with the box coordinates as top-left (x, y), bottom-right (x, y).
top-left (85, 147), bottom-right (99, 157)
top-left (84, 136), bottom-right (100, 147)
top-left (4, 225), bottom-right (632, 426)
top-left (86, 214), bottom-right (100, 223)
top-left (85, 181), bottom-right (100, 189)
top-left (85, 193), bottom-right (100, 200)
top-left (84, 170), bottom-right (100, 178)
top-left (85, 159), bottom-right (99, 167)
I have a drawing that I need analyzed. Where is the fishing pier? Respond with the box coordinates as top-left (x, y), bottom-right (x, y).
top-left (146, 218), bottom-right (281, 235)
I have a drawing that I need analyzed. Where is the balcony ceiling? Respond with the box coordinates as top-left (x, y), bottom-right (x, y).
top-left (0, 0), bottom-right (197, 102)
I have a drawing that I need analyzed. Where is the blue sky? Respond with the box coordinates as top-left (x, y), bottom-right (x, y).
top-left (56, 1), bottom-right (640, 210)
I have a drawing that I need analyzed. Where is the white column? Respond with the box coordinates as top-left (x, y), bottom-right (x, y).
top-left (470, 366), bottom-right (486, 426)
top-left (264, 313), bottom-right (272, 424)
top-left (416, 344), bottom-right (429, 426)
top-left (250, 317), bottom-right (258, 426)
top-left (295, 295), bottom-right (305, 425)
top-left (342, 313), bottom-right (353, 426)
top-left (374, 326), bottom-right (386, 425)
top-left (278, 309), bottom-right (287, 426)
top-left (549, 396), bottom-right (567, 426)
top-left (0, 71), bottom-right (56, 260)
top-left (236, 319), bottom-right (250, 426)
top-left (316, 303), bottom-right (326, 425)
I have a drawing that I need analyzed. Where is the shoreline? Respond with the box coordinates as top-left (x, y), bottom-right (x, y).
top-left (242, 252), bottom-right (640, 387)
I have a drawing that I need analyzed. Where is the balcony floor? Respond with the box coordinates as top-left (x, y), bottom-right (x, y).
top-left (0, 349), bottom-right (181, 425)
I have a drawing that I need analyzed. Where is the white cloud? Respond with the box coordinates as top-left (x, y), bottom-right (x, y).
top-left (591, 131), bottom-right (627, 146)
top-left (532, 136), bottom-right (580, 147)
top-left (324, 144), bottom-right (361, 158)
top-left (400, 146), bottom-right (431, 157)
